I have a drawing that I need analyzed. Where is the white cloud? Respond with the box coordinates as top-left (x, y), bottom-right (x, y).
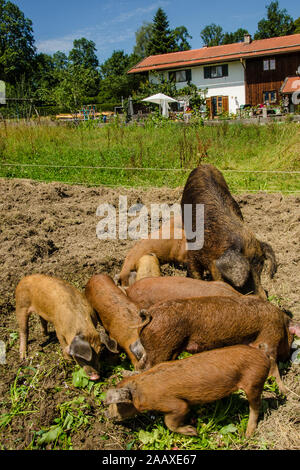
top-left (37, 26), bottom-right (135, 55)
top-left (112, 2), bottom-right (169, 23)
top-left (36, 1), bottom-right (170, 57)
top-left (37, 36), bottom-right (76, 54)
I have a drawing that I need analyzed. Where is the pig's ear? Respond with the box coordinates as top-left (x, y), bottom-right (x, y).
top-left (99, 330), bottom-right (119, 353)
top-left (106, 388), bottom-right (132, 404)
top-left (68, 335), bottom-right (93, 361)
top-left (215, 249), bottom-right (250, 287)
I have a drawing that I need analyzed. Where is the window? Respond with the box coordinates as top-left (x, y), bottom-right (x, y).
top-left (206, 96), bottom-right (229, 118)
top-left (263, 91), bottom-right (277, 103)
top-left (263, 59), bottom-right (276, 71)
top-left (168, 69), bottom-right (191, 83)
top-left (204, 64), bottom-right (228, 79)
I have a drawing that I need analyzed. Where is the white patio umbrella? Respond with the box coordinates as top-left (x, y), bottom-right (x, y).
top-left (142, 93), bottom-right (178, 117)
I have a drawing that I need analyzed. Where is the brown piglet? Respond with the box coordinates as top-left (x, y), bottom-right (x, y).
top-left (85, 274), bottom-right (147, 369)
top-left (106, 345), bottom-right (271, 437)
top-left (15, 274), bottom-right (118, 380)
top-left (126, 275), bottom-right (241, 310)
top-left (137, 296), bottom-right (299, 393)
top-left (119, 216), bottom-right (186, 286)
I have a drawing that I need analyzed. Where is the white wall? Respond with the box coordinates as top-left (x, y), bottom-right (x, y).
top-left (149, 61), bottom-right (246, 114)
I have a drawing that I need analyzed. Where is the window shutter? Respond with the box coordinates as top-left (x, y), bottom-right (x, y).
top-left (222, 96), bottom-right (229, 112)
top-left (204, 67), bottom-right (210, 79)
top-left (186, 69), bottom-right (192, 82)
top-left (206, 97), bottom-right (213, 118)
top-left (222, 64), bottom-right (228, 77)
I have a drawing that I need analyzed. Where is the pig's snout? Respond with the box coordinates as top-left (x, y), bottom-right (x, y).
top-left (289, 322), bottom-right (300, 338)
top-left (83, 365), bottom-right (101, 381)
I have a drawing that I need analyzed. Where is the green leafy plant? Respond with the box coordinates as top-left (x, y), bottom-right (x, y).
top-left (32, 397), bottom-right (92, 450)
top-left (0, 366), bottom-right (40, 428)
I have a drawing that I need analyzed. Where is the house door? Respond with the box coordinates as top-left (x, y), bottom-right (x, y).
top-left (206, 96), bottom-right (229, 118)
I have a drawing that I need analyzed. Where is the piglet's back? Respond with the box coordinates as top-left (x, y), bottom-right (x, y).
top-left (118, 345), bottom-right (270, 404)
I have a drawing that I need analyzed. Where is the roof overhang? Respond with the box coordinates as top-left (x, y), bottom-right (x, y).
top-left (128, 34), bottom-right (300, 74)
top-left (280, 76), bottom-right (300, 94)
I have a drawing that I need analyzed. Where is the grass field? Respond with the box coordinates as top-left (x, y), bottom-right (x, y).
top-left (0, 119), bottom-right (299, 192)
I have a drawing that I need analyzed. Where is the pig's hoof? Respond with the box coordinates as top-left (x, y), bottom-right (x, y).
top-left (245, 428), bottom-right (256, 438)
top-left (177, 425), bottom-right (198, 436)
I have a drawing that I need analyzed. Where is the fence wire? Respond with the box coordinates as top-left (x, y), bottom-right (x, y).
top-left (1, 162), bottom-right (299, 192)
top-left (0, 163), bottom-right (300, 174)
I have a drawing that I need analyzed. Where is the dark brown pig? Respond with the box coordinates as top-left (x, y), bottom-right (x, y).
top-left (126, 276), bottom-right (241, 310)
top-left (106, 345), bottom-right (270, 437)
top-left (119, 216), bottom-right (186, 286)
top-left (181, 164), bottom-right (277, 298)
top-left (15, 274), bottom-right (118, 380)
top-left (85, 274), bottom-right (146, 369)
top-left (137, 296), bottom-right (299, 393)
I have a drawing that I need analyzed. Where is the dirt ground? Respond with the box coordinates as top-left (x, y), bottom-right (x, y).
top-left (0, 178), bottom-right (299, 450)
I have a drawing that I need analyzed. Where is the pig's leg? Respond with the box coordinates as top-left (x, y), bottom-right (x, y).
top-left (163, 399), bottom-right (198, 436)
top-left (251, 268), bottom-right (266, 300)
top-left (250, 340), bottom-right (287, 394)
top-left (40, 317), bottom-right (48, 336)
top-left (56, 333), bottom-right (71, 360)
top-left (243, 372), bottom-right (267, 437)
top-left (186, 253), bottom-right (203, 279)
top-left (209, 261), bottom-right (223, 282)
top-left (16, 306), bottom-right (30, 360)
top-left (245, 392), bottom-right (261, 437)
top-left (269, 358), bottom-right (288, 395)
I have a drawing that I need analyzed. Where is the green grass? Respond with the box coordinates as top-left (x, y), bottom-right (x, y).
top-left (0, 365), bottom-right (44, 429)
top-left (0, 352), bottom-right (286, 451)
top-left (28, 396), bottom-right (92, 450)
top-left (0, 119), bottom-right (299, 192)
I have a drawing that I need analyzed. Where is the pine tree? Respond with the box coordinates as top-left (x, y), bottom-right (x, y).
top-left (254, 1), bottom-right (295, 40)
top-left (146, 8), bottom-right (176, 56)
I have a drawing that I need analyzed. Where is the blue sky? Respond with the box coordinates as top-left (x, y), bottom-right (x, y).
top-left (13, 0), bottom-right (299, 63)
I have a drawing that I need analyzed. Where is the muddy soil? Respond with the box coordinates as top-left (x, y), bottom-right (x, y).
top-left (0, 179), bottom-right (299, 450)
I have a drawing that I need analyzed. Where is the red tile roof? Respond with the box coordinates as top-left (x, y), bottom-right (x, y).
top-left (280, 76), bottom-right (300, 94)
top-left (128, 34), bottom-right (300, 74)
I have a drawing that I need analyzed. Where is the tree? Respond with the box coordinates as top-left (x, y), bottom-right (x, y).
top-left (133, 22), bottom-right (154, 59)
top-left (294, 17), bottom-right (300, 34)
top-left (98, 51), bottom-right (143, 104)
top-left (52, 51), bottom-right (68, 70)
top-left (31, 53), bottom-right (56, 94)
top-left (100, 50), bottom-right (130, 79)
top-left (254, 1), bottom-right (295, 39)
top-left (0, 0), bottom-right (36, 83)
top-left (222, 28), bottom-right (249, 45)
top-left (51, 65), bottom-right (99, 112)
top-left (146, 8), bottom-right (177, 55)
top-left (173, 26), bottom-right (192, 51)
top-left (200, 24), bottom-right (224, 47)
top-left (69, 38), bottom-right (99, 70)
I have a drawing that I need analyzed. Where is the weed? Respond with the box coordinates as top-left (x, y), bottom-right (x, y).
top-left (0, 366), bottom-right (40, 428)
top-left (29, 396), bottom-right (92, 450)
top-left (0, 121), bottom-right (298, 192)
